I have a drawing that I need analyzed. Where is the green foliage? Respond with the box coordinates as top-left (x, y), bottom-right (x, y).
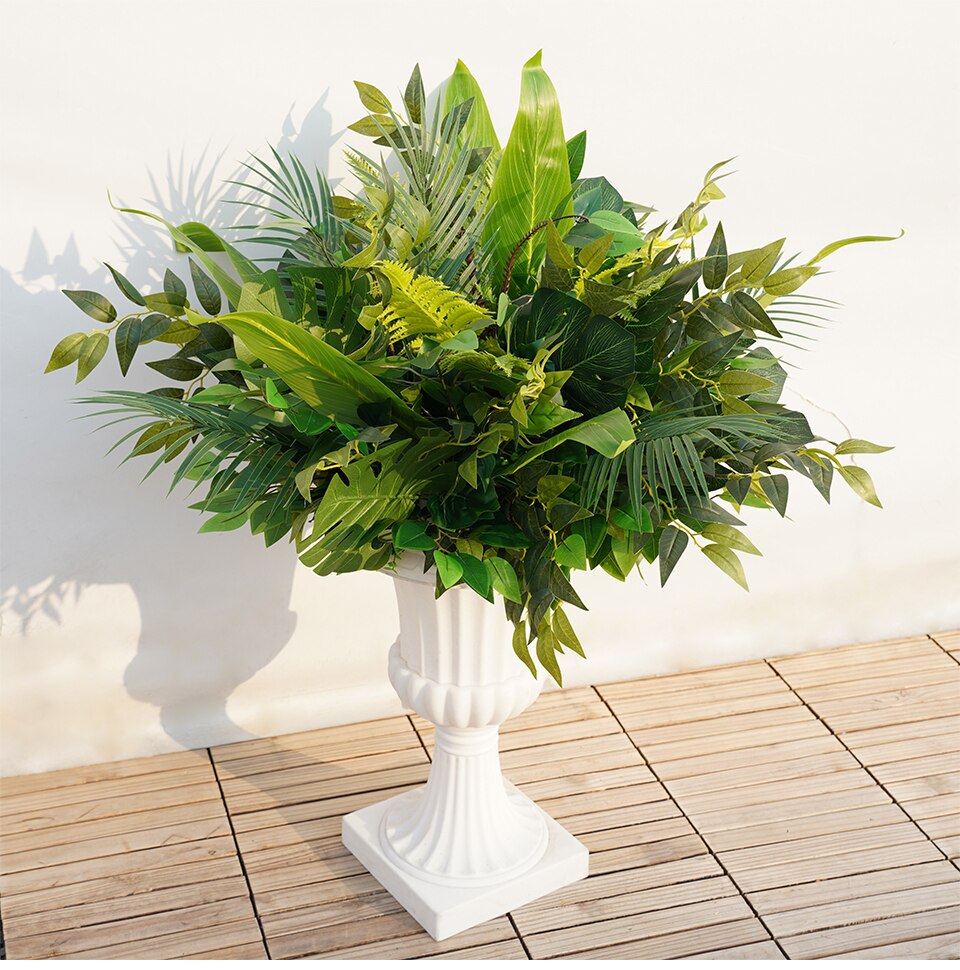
top-left (48, 54), bottom-right (897, 685)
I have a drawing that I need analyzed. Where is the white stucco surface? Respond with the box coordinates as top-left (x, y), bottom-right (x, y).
top-left (2, 0), bottom-right (958, 774)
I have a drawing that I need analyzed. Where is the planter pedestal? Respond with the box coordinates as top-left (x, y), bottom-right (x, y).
top-left (342, 554), bottom-right (588, 941)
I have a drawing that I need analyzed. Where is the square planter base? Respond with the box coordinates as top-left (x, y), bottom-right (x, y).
top-left (341, 782), bottom-right (589, 941)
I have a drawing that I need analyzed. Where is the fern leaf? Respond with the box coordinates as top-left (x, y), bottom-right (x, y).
top-left (374, 260), bottom-right (491, 342)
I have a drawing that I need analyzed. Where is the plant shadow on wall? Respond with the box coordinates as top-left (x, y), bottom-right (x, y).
top-left (0, 95), bottom-right (339, 748)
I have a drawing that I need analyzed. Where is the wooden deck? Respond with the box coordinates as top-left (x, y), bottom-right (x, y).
top-left (2, 631), bottom-right (959, 960)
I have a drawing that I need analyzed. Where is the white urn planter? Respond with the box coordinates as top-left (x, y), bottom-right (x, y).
top-left (342, 552), bottom-right (589, 940)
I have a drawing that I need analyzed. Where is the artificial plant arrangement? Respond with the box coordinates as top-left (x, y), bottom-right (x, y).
top-left (46, 54), bottom-right (895, 685)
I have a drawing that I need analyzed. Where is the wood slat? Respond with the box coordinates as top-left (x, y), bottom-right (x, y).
top-left (780, 905), bottom-right (960, 959)
top-left (749, 861), bottom-right (960, 916)
top-left (931, 630), bottom-right (960, 653)
top-left (525, 896), bottom-right (757, 959)
top-left (4, 627), bottom-right (959, 961)
top-left (556, 918), bottom-right (770, 960)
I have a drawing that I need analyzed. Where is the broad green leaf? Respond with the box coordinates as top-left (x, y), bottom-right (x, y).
top-left (354, 80), bottom-right (392, 113)
top-left (483, 51), bottom-right (571, 291)
top-left (487, 557), bottom-right (522, 604)
top-left (348, 114), bottom-right (395, 137)
top-left (393, 520), bottom-right (434, 551)
top-left (404, 64), bottom-right (425, 123)
top-left (434, 550), bottom-right (463, 588)
top-left (217, 311), bottom-right (430, 432)
top-left (45, 332), bottom-right (87, 373)
top-left (835, 438), bottom-right (893, 455)
top-left (442, 59), bottom-right (500, 150)
top-left (658, 526), bottom-right (688, 586)
top-left (717, 371), bottom-right (775, 397)
top-left (730, 291), bottom-right (782, 338)
top-left (473, 524), bottom-right (531, 548)
top-left (294, 466), bottom-right (315, 501)
top-left (164, 269), bottom-right (187, 300)
top-left (502, 407), bottom-right (635, 473)
top-left (579, 232), bottom-right (614, 274)
top-left (584, 211), bottom-right (645, 257)
top-left (76, 333), bottom-right (108, 382)
top-left (838, 464), bottom-right (882, 507)
top-left (144, 292), bottom-right (186, 316)
top-left (189, 258), bottom-right (222, 315)
top-left (566, 130), bottom-right (587, 181)
top-left (701, 523), bottom-right (761, 556)
top-left (554, 534), bottom-right (587, 570)
top-left (702, 222), bottom-right (728, 290)
top-left (763, 266), bottom-right (817, 297)
top-left (552, 605), bottom-right (584, 658)
top-left (460, 552), bottom-right (492, 601)
top-left (146, 357), bottom-right (203, 381)
top-left (513, 621), bottom-right (536, 677)
top-left (139, 313), bottom-right (171, 342)
top-left (702, 543), bottom-right (749, 590)
top-left (63, 290), bottom-right (116, 323)
top-left (759, 474), bottom-right (789, 516)
top-left (115, 317), bottom-right (142, 376)
top-left (544, 218), bottom-right (574, 271)
top-left (263, 378), bottom-right (288, 409)
top-left (737, 238), bottom-right (785, 282)
top-left (557, 314), bottom-right (636, 413)
top-left (808, 230), bottom-right (903, 266)
top-left (105, 264), bottom-right (145, 305)
top-left (199, 509), bottom-right (250, 533)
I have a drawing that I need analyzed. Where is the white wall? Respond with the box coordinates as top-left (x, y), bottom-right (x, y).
top-left (2, 0), bottom-right (958, 776)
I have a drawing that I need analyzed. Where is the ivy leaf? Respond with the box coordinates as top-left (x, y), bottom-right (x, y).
top-left (835, 438), bottom-right (893, 455)
top-left (63, 290), bottom-right (116, 323)
top-left (658, 526), bottom-right (688, 586)
top-left (76, 333), bottom-right (108, 382)
top-left (105, 264), bottom-right (145, 306)
top-left (702, 543), bottom-right (749, 590)
top-left (459, 553), bottom-right (493, 601)
top-left (115, 317), bottom-right (142, 376)
top-left (487, 557), bottom-right (522, 604)
top-left (44, 332), bottom-right (87, 373)
top-left (189, 258), bottom-right (222, 315)
top-left (393, 520), bottom-right (435, 551)
top-left (434, 550), bottom-right (464, 588)
top-left (838, 465), bottom-right (882, 507)
top-left (554, 534), bottom-right (587, 570)
top-left (513, 621), bottom-right (536, 677)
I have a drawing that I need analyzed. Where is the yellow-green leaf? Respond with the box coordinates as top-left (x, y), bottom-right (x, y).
top-left (483, 51), bottom-right (571, 291)
top-left (838, 464), bottom-right (882, 507)
top-left (354, 81), bottom-right (392, 114)
top-left (702, 543), bottom-right (749, 590)
top-left (45, 332), bottom-right (87, 373)
top-left (442, 59), bottom-right (500, 150)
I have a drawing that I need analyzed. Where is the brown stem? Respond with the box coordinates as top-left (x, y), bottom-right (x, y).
top-left (500, 214), bottom-right (588, 294)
